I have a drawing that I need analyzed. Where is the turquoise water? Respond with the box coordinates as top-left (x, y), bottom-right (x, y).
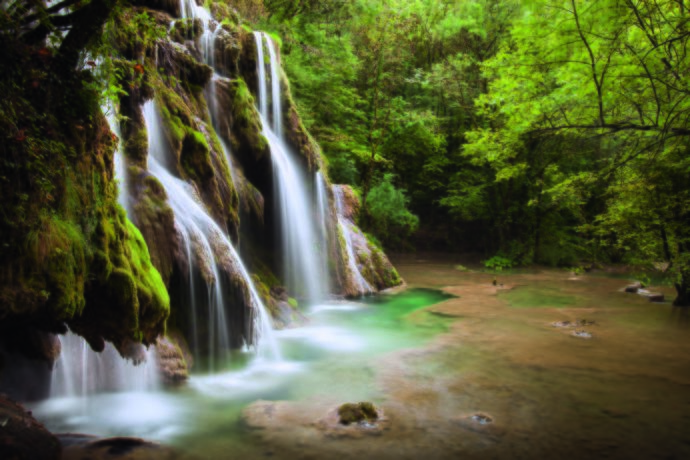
top-left (31, 289), bottom-right (453, 455)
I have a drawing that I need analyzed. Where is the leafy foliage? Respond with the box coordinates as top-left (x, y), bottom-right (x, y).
top-left (365, 174), bottom-right (419, 247)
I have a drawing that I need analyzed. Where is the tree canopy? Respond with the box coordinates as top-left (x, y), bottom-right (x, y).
top-left (257, 0), bottom-right (690, 305)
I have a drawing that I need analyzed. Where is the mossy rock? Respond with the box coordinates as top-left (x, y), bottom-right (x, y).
top-left (170, 18), bottom-right (203, 43)
top-left (337, 402), bottom-right (379, 425)
top-left (132, 173), bottom-right (182, 283)
top-left (210, 1), bottom-right (240, 25)
top-left (213, 77), bottom-right (268, 164)
top-left (181, 128), bottom-right (213, 182)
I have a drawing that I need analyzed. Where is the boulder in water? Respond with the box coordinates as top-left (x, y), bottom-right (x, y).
top-left (624, 282), bottom-right (641, 293)
top-left (337, 402), bottom-right (379, 425)
top-left (156, 333), bottom-right (191, 385)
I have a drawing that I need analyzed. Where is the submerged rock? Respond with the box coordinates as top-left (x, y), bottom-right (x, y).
top-left (59, 435), bottom-right (182, 460)
top-left (636, 289), bottom-right (665, 302)
top-left (572, 330), bottom-right (593, 339)
top-left (647, 293), bottom-right (665, 302)
top-left (0, 395), bottom-right (61, 460)
top-left (471, 413), bottom-right (493, 425)
top-left (552, 319), bottom-right (596, 328)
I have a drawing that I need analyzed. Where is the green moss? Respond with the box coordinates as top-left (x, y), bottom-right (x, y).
top-left (180, 127), bottom-right (213, 183)
top-left (266, 32), bottom-right (283, 50)
top-left (123, 121), bottom-right (149, 163)
top-left (230, 78), bottom-right (268, 154)
top-left (27, 214), bottom-right (88, 320)
top-left (499, 286), bottom-right (579, 309)
top-left (124, 219), bottom-right (170, 318)
top-left (337, 402), bottom-right (379, 425)
top-left (170, 18), bottom-right (203, 42)
top-left (287, 297), bottom-right (298, 308)
top-left (251, 273), bottom-right (277, 317)
top-left (159, 104), bottom-right (185, 145)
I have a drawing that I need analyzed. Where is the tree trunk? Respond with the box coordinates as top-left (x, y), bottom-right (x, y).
top-left (674, 269), bottom-right (690, 307)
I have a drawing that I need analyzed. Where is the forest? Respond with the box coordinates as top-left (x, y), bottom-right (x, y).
top-left (257, 0), bottom-right (690, 305)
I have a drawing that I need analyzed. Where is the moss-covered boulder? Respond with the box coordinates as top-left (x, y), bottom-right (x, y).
top-left (131, 173), bottom-right (184, 284)
top-left (214, 77), bottom-right (268, 165)
top-left (337, 402), bottom-right (379, 425)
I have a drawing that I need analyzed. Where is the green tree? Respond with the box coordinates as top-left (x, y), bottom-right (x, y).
top-left (456, 0), bottom-right (690, 304)
top-left (366, 173), bottom-right (419, 247)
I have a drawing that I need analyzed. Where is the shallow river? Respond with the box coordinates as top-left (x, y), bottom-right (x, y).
top-left (30, 258), bottom-right (690, 459)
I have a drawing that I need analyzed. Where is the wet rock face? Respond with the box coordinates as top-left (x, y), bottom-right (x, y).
top-left (0, 328), bottom-right (61, 400)
top-left (333, 185), bottom-right (402, 296)
top-left (0, 395), bottom-right (61, 460)
top-left (337, 186), bottom-right (361, 222)
top-left (155, 334), bottom-right (190, 385)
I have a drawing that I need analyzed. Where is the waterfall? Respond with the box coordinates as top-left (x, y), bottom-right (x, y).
top-left (333, 185), bottom-right (374, 294)
top-left (315, 172), bottom-right (332, 294)
top-left (51, 333), bottom-right (159, 397)
top-left (50, 106), bottom-right (161, 398)
top-left (143, 101), bottom-right (280, 367)
top-left (105, 103), bottom-right (131, 216)
top-left (254, 32), bottom-right (328, 302)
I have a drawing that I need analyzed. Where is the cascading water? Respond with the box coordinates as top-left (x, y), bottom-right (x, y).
top-left (51, 333), bottom-right (159, 398)
top-left (333, 185), bottom-right (374, 294)
top-left (48, 106), bottom-right (160, 399)
top-left (254, 32), bottom-right (328, 302)
top-left (142, 101), bottom-right (280, 367)
top-left (315, 172), bottom-right (332, 294)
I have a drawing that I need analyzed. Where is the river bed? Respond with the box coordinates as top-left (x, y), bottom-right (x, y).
top-left (30, 257), bottom-right (690, 459)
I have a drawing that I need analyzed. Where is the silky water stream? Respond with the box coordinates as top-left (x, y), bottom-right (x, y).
top-left (29, 289), bottom-right (454, 454)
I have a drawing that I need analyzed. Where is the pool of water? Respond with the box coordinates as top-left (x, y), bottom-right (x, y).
top-left (30, 289), bottom-right (453, 454)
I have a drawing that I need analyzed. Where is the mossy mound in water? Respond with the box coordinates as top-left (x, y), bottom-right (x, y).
top-left (337, 402), bottom-right (379, 425)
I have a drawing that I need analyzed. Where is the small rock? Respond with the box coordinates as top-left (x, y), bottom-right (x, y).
top-left (624, 283), bottom-right (641, 293)
top-left (636, 290), bottom-right (665, 302)
top-left (572, 330), bottom-right (593, 339)
top-left (577, 319), bottom-right (596, 326)
top-left (270, 285), bottom-right (288, 302)
top-left (337, 402), bottom-right (379, 425)
top-left (551, 321), bottom-right (573, 328)
top-left (155, 334), bottom-right (190, 385)
top-left (471, 413), bottom-right (493, 425)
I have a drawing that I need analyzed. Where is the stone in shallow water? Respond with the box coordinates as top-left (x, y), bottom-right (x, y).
top-left (551, 320), bottom-right (573, 328)
top-left (552, 319), bottom-right (596, 328)
top-left (647, 293), bottom-right (665, 302)
top-left (572, 330), bottom-right (593, 339)
top-left (624, 283), bottom-right (641, 293)
top-left (337, 402), bottom-right (379, 425)
top-left (471, 413), bottom-right (493, 425)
